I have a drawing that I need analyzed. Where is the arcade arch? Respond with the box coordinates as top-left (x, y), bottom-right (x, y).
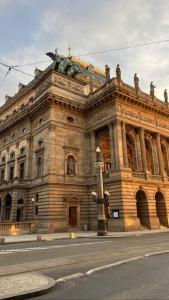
top-left (155, 191), bottom-right (168, 227)
top-left (136, 190), bottom-right (150, 229)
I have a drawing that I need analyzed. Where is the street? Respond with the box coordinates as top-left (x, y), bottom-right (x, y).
top-left (32, 253), bottom-right (169, 300)
top-left (1, 234), bottom-right (169, 278)
top-left (1, 233), bottom-right (169, 299)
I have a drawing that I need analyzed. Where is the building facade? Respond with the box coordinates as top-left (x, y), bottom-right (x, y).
top-left (0, 55), bottom-right (169, 232)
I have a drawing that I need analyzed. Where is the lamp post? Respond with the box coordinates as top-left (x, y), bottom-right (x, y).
top-left (94, 147), bottom-right (107, 236)
top-left (31, 198), bottom-right (35, 220)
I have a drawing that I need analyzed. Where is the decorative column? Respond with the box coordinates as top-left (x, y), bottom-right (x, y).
top-left (48, 124), bottom-right (56, 177)
top-left (108, 123), bottom-right (115, 170)
top-left (113, 119), bottom-right (124, 170)
top-left (90, 131), bottom-right (96, 174)
top-left (0, 202), bottom-right (4, 222)
top-left (4, 150), bottom-right (9, 181)
top-left (121, 121), bottom-right (128, 168)
top-left (135, 130), bottom-right (142, 171)
top-left (156, 133), bottom-right (165, 177)
top-left (139, 128), bottom-right (147, 172)
top-left (14, 144), bottom-right (19, 180)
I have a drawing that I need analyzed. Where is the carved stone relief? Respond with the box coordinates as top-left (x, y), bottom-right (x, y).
top-left (53, 75), bottom-right (84, 94)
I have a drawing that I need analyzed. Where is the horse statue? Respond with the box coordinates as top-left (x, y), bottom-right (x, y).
top-left (68, 63), bottom-right (81, 78)
top-left (46, 49), bottom-right (81, 78)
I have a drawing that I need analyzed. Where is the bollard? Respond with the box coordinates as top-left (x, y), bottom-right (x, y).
top-left (37, 235), bottom-right (42, 241)
top-left (0, 238), bottom-right (5, 244)
top-left (70, 232), bottom-right (76, 239)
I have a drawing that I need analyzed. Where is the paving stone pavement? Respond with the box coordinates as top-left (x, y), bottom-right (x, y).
top-left (0, 273), bottom-right (55, 299)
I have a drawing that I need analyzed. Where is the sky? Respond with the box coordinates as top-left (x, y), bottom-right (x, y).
top-left (0, 0), bottom-right (169, 105)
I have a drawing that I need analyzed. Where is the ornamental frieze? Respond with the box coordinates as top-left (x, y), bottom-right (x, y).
top-left (53, 75), bottom-right (84, 94)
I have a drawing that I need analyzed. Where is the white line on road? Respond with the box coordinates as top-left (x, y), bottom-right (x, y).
top-left (0, 240), bottom-right (112, 255)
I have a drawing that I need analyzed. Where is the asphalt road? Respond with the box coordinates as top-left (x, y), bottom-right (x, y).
top-left (1, 233), bottom-right (169, 280)
top-left (31, 253), bottom-right (169, 300)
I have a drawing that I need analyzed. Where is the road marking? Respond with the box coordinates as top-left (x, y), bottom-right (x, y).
top-left (0, 240), bottom-right (112, 255)
top-left (86, 256), bottom-right (143, 275)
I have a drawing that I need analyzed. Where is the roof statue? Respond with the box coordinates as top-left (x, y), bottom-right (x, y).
top-left (134, 73), bottom-right (139, 91)
top-left (116, 64), bottom-right (121, 81)
top-left (46, 49), bottom-right (81, 78)
top-left (105, 65), bottom-right (110, 81)
top-left (164, 89), bottom-right (168, 103)
top-left (150, 81), bottom-right (156, 97)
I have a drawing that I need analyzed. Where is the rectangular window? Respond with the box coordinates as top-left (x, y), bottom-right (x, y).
top-left (36, 193), bottom-right (39, 202)
top-left (0, 169), bottom-right (5, 182)
top-left (9, 166), bottom-right (14, 180)
top-left (20, 162), bottom-right (25, 179)
top-left (35, 206), bottom-right (38, 216)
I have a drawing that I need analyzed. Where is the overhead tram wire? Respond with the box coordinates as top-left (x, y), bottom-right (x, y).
top-left (1, 38), bottom-right (169, 70)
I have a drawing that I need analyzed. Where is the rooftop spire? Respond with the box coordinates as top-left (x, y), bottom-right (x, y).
top-left (68, 42), bottom-right (71, 57)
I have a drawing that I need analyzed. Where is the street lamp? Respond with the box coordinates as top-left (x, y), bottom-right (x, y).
top-left (31, 198), bottom-right (35, 220)
top-left (94, 147), bottom-right (107, 236)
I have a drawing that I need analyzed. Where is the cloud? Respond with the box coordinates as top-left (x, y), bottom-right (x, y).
top-left (1, 0), bottom-right (169, 103)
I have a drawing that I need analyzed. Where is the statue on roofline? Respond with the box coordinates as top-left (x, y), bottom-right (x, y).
top-left (134, 73), bottom-right (139, 91)
top-left (46, 49), bottom-right (81, 78)
top-left (116, 64), bottom-right (121, 81)
top-left (150, 81), bottom-right (156, 97)
top-left (105, 64), bottom-right (110, 81)
top-left (164, 89), bottom-right (168, 103)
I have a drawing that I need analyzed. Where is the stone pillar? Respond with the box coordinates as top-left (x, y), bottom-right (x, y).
top-left (4, 150), bottom-right (9, 181)
top-left (152, 136), bottom-right (159, 174)
top-left (14, 145), bottom-right (19, 180)
top-left (135, 131), bottom-right (142, 171)
top-left (139, 128), bottom-right (147, 172)
top-left (25, 136), bottom-right (33, 179)
top-left (48, 124), bottom-right (56, 178)
top-left (113, 119), bottom-right (124, 170)
top-left (121, 121), bottom-right (128, 168)
top-left (108, 123), bottom-right (115, 170)
top-left (90, 131), bottom-right (96, 174)
top-left (156, 133), bottom-right (165, 177)
top-left (0, 202), bottom-right (4, 222)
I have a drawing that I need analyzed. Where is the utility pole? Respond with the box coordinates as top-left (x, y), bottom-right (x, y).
top-left (95, 147), bottom-right (107, 236)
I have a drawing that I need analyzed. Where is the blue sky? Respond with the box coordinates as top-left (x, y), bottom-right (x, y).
top-left (0, 0), bottom-right (169, 104)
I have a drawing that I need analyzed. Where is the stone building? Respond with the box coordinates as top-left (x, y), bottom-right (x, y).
top-left (0, 53), bottom-right (169, 233)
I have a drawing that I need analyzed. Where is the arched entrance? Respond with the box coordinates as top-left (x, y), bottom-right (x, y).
top-left (16, 199), bottom-right (24, 222)
top-left (136, 190), bottom-right (150, 229)
top-left (155, 192), bottom-right (168, 227)
top-left (4, 194), bottom-right (12, 221)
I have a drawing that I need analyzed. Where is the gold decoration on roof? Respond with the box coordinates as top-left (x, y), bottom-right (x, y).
top-left (71, 56), bottom-right (105, 77)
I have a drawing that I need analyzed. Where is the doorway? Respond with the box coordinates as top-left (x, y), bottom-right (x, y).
top-left (69, 206), bottom-right (77, 227)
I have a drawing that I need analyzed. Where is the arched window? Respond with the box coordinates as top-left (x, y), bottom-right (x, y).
top-left (67, 155), bottom-right (76, 175)
top-left (38, 139), bottom-right (43, 148)
top-left (4, 193), bottom-right (12, 221)
top-left (126, 135), bottom-right (135, 170)
top-left (37, 156), bottom-right (42, 177)
top-left (10, 151), bottom-right (15, 160)
top-left (145, 139), bottom-right (154, 173)
top-left (161, 143), bottom-right (168, 175)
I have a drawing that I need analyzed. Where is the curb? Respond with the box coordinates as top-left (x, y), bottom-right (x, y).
top-left (56, 273), bottom-right (84, 285)
top-left (86, 256), bottom-right (143, 275)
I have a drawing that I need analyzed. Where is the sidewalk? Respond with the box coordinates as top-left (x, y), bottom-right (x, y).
top-left (1, 228), bottom-right (169, 244)
top-left (0, 272), bottom-right (55, 300)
